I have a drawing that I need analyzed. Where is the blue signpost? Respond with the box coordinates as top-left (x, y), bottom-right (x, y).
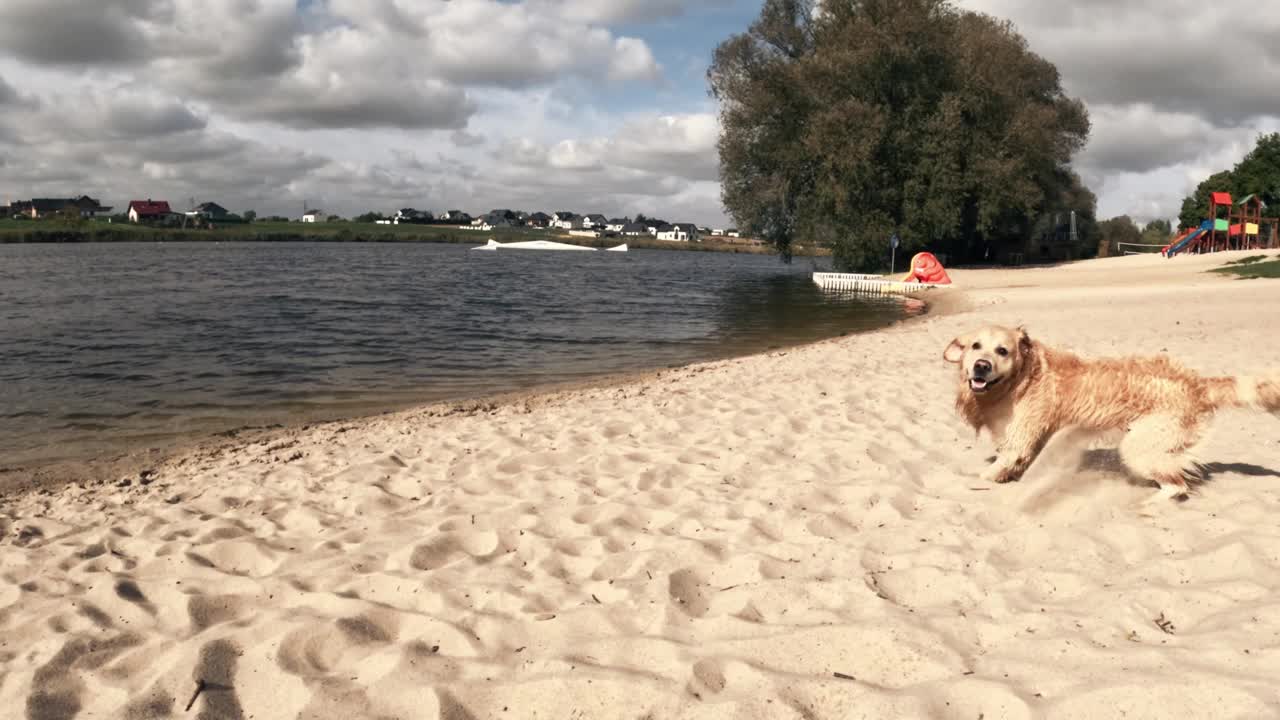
top-left (890, 233), bottom-right (900, 274)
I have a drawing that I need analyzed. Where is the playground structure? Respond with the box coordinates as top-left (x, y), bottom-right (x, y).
top-left (1163, 191), bottom-right (1280, 257)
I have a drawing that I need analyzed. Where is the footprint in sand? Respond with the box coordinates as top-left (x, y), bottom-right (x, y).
top-left (667, 568), bottom-right (711, 617)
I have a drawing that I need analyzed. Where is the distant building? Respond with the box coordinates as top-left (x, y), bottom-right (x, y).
top-left (437, 209), bottom-right (472, 224)
top-left (551, 211), bottom-right (580, 230)
top-left (620, 222), bottom-right (650, 237)
top-left (656, 223), bottom-right (700, 242)
top-left (484, 209), bottom-right (520, 227)
top-left (190, 202), bottom-right (229, 219)
top-left (526, 211), bottom-right (552, 228)
top-left (128, 199), bottom-right (173, 223)
top-left (393, 208), bottom-right (433, 224)
top-left (605, 217), bottom-right (631, 233)
top-left (301, 209), bottom-right (325, 223)
top-left (673, 223), bottom-right (700, 242)
top-left (12, 196), bottom-right (112, 219)
top-left (581, 213), bottom-right (608, 229)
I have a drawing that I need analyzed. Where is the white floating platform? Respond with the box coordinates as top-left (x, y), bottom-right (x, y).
top-left (812, 272), bottom-right (948, 295)
top-left (472, 238), bottom-right (627, 252)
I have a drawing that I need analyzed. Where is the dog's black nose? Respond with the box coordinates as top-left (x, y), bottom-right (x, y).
top-left (973, 359), bottom-right (992, 376)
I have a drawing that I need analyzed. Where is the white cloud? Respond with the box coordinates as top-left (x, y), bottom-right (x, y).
top-left (538, 0), bottom-right (727, 25)
top-left (0, 0), bottom-right (728, 223)
top-left (960, 0), bottom-right (1280, 223)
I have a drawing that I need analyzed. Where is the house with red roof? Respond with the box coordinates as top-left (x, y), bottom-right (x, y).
top-left (127, 199), bottom-right (173, 223)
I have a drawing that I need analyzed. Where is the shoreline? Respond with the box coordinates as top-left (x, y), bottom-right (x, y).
top-left (0, 225), bottom-right (832, 257)
top-left (6, 249), bottom-right (1280, 718)
top-left (0, 292), bottom-right (931, 496)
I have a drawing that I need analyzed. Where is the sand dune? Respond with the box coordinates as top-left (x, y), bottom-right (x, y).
top-left (4, 250), bottom-right (1280, 719)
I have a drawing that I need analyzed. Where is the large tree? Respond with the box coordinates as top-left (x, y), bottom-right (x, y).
top-left (1231, 133), bottom-right (1280, 208)
top-left (1097, 215), bottom-right (1140, 257)
top-left (709, 0), bottom-right (1091, 270)
top-left (1177, 133), bottom-right (1280, 229)
top-left (1178, 170), bottom-right (1235, 230)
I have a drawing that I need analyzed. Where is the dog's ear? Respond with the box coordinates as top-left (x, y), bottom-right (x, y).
top-left (1016, 326), bottom-right (1033, 355)
top-left (943, 337), bottom-right (965, 364)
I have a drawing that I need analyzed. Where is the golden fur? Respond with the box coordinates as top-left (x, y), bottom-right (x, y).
top-left (943, 325), bottom-right (1280, 501)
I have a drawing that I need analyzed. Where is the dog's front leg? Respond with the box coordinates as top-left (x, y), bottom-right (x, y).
top-left (980, 424), bottom-right (1051, 484)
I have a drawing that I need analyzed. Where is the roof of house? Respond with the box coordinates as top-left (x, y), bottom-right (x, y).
top-left (553, 211), bottom-right (577, 219)
top-left (129, 200), bottom-right (172, 215)
top-left (303, 208), bottom-right (323, 216)
top-left (607, 217), bottom-right (630, 224)
top-left (30, 198), bottom-right (73, 211)
top-left (672, 223), bottom-right (699, 232)
top-left (621, 223), bottom-right (648, 232)
top-left (196, 202), bottom-right (228, 214)
top-left (529, 211), bottom-right (551, 218)
top-left (1237, 193), bottom-right (1268, 209)
top-left (584, 213), bottom-right (607, 221)
top-left (654, 223), bottom-right (675, 231)
top-left (74, 195), bottom-right (109, 209)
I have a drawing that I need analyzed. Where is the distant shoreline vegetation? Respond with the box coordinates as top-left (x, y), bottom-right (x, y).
top-left (0, 220), bottom-right (829, 256)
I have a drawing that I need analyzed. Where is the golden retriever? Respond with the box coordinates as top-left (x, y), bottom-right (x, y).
top-left (944, 325), bottom-right (1280, 502)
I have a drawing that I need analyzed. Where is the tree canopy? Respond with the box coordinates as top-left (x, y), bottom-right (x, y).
top-left (1178, 134), bottom-right (1280, 229)
top-left (1096, 216), bottom-right (1140, 257)
top-left (709, 0), bottom-right (1092, 270)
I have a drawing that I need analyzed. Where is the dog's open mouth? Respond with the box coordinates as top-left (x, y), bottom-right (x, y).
top-left (969, 377), bottom-right (1001, 393)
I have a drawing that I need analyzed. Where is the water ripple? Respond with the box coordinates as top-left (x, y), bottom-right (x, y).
top-left (0, 241), bottom-right (913, 466)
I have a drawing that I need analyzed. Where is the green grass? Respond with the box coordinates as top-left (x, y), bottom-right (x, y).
top-left (1224, 254), bottom-right (1268, 266)
top-left (1212, 258), bottom-right (1280, 279)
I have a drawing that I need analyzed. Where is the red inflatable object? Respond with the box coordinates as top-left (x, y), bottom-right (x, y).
top-left (901, 252), bottom-right (952, 284)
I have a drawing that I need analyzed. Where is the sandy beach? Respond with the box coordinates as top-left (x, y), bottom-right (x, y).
top-left (4, 250), bottom-right (1280, 719)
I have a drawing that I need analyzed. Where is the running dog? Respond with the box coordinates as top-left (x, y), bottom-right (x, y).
top-left (943, 325), bottom-right (1280, 502)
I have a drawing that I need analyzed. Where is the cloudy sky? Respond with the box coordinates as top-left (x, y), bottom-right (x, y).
top-left (0, 0), bottom-right (1276, 226)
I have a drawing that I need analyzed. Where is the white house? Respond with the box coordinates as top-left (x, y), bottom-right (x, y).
top-left (605, 218), bottom-right (630, 233)
top-left (712, 228), bottom-right (727, 236)
top-left (620, 222), bottom-right (649, 237)
top-left (672, 223), bottom-right (700, 242)
top-left (551, 212), bottom-right (580, 230)
top-left (655, 224), bottom-right (682, 242)
top-left (302, 209), bottom-right (323, 223)
top-left (581, 213), bottom-right (608, 229)
top-left (656, 223), bottom-right (700, 242)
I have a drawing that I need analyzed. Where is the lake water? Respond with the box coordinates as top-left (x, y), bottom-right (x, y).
top-left (0, 242), bottom-right (919, 467)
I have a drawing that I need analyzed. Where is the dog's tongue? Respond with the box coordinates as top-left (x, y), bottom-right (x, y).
top-left (970, 378), bottom-right (988, 390)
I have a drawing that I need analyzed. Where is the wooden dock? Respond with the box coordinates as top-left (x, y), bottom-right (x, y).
top-left (812, 272), bottom-right (948, 295)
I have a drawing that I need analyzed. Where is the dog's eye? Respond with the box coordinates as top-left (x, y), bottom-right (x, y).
top-left (996, 347), bottom-right (1009, 357)
top-left (971, 342), bottom-right (981, 350)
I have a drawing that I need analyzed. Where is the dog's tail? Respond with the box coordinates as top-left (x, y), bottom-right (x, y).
top-left (1205, 375), bottom-right (1280, 413)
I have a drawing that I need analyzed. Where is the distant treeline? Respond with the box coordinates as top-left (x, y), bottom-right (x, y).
top-left (0, 222), bottom-right (828, 256)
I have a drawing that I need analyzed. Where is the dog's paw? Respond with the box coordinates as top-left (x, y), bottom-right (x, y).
top-left (980, 464), bottom-right (1021, 484)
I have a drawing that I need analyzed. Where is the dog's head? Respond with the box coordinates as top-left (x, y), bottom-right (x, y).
top-left (943, 325), bottom-right (1034, 396)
